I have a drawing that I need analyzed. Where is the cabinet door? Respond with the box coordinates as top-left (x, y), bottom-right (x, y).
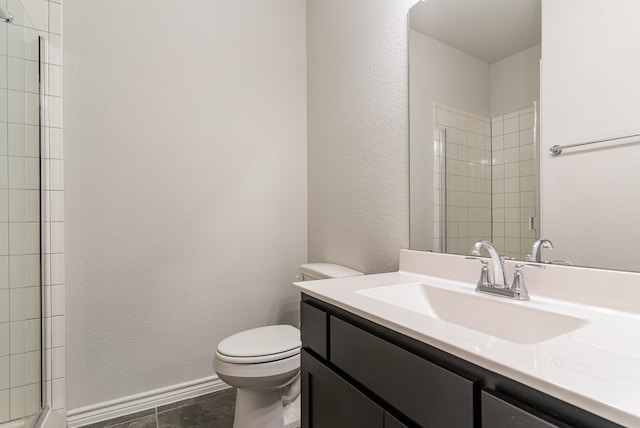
top-left (482, 390), bottom-right (570, 428)
top-left (301, 350), bottom-right (383, 428)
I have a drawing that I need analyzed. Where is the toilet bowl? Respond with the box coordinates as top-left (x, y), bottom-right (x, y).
top-left (213, 263), bottom-right (363, 428)
top-left (214, 325), bottom-right (301, 428)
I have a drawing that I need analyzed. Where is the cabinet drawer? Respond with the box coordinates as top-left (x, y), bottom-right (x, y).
top-left (330, 316), bottom-right (476, 428)
top-left (481, 390), bottom-right (570, 428)
top-left (300, 301), bottom-right (328, 359)
top-left (302, 350), bottom-right (383, 428)
top-left (384, 412), bottom-right (409, 428)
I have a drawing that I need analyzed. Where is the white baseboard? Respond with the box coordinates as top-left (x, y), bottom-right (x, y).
top-left (66, 376), bottom-right (230, 428)
top-left (1, 419), bottom-right (26, 428)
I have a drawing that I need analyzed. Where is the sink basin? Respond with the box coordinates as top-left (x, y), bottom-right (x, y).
top-left (357, 283), bottom-right (588, 344)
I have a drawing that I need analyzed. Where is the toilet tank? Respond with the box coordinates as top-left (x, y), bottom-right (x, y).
top-left (299, 263), bottom-right (363, 281)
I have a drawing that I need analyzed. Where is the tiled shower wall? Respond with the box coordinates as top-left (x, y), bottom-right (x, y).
top-left (490, 107), bottom-right (536, 259)
top-left (0, 0), bottom-right (64, 426)
top-left (0, 13), bottom-right (42, 425)
top-left (433, 104), bottom-right (536, 259)
top-left (433, 103), bottom-right (492, 254)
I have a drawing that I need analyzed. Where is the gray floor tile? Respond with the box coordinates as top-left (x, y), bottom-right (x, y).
top-left (157, 389), bottom-right (236, 428)
top-left (80, 388), bottom-right (237, 428)
top-left (109, 415), bottom-right (157, 428)
top-left (157, 388), bottom-right (235, 413)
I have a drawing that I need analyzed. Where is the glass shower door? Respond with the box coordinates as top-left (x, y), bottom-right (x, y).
top-left (0, 2), bottom-right (43, 427)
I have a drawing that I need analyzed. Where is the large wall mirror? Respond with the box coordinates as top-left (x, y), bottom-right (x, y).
top-left (409, 0), bottom-right (541, 260)
top-left (409, 0), bottom-right (640, 273)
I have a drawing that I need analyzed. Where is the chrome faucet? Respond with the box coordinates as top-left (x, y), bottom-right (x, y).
top-left (469, 240), bottom-right (507, 288)
top-left (526, 238), bottom-right (554, 263)
top-left (467, 240), bottom-right (544, 301)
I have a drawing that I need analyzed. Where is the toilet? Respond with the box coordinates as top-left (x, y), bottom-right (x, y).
top-left (213, 263), bottom-right (363, 428)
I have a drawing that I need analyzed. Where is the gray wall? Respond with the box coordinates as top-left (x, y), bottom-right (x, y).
top-left (307, 0), bottom-right (415, 274)
top-left (540, 0), bottom-right (640, 271)
top-left (490, 44), bottom-right (540, 117)
top-left (64, 0), bottom-right (307, 410)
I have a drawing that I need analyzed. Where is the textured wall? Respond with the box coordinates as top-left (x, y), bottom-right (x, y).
top-left (307, 0), bottom-right (415, 274)
top-left (540, 0), bottom-right (640, 271)
top-left (64, 1), bottom-right (307, 410)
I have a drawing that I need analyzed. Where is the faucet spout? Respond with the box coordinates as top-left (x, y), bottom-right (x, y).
top-left (469, 240), bottom-right (506, 288)
top-left (526, 238), bottom-right (554, 263)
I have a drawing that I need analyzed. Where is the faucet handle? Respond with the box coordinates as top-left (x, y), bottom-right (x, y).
top-left (465, 256), bottom-right (491, 288)
top-left (500, 256), bottom-right (515, 263)
top-left (511, 263), bottom-right (545, 300)
top-left (515, 262), bottom-right (546, 270)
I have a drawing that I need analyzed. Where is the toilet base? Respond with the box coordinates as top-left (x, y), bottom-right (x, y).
top-left (233, 388), bottom-right (283, 428)
top-left (232, 381), bottom-right (301, 428)
top-left (282, 393), bottom-right (301, 428)
top-left (282, 374), bottom-right (301, 427)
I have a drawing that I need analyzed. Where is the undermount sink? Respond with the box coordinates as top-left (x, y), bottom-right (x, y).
top-left (357, 283), bottom-right (588, 345)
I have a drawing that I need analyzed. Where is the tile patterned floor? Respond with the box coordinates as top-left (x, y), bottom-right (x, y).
top-left (81, 388), bottom-right (236, 428)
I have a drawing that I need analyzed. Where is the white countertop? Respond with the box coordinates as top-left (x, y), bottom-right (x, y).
top-left (294, 251), bottom-right (640, 427)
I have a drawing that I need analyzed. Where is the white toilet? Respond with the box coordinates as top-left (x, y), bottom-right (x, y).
top-left (213, 263), bottom-right (363, 428)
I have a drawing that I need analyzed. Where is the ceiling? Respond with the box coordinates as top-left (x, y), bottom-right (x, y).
top-left (409, 0), bottom-right (541, 64)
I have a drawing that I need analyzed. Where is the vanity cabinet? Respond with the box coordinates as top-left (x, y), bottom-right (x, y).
top-left (330, 315), bottom-right (474, 427)
top-left (301, 350), bottom-right (386, 427)
top-left (300, 295), bottom-right (621, 428)
top-left (481, 391), bottom-right (569, 428)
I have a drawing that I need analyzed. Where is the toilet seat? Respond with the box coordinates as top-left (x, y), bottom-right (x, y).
top-left (216, 325), bottom-right (301, 364)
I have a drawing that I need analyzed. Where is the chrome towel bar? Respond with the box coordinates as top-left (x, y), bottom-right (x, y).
top-left (549, 132), bottom-right (640, 156)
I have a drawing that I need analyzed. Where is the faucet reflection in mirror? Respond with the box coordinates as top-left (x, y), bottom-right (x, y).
top-left (526, 238), bottom-right (554, 263)
top-left (433, 103), bottom-right (538, 259)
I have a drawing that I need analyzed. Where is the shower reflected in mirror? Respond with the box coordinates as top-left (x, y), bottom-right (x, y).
top-left (0, 2), bottom-right (44, 427)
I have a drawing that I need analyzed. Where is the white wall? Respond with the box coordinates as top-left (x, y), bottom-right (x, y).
top-left (408, 29), bottom-right (491, 250)
top-left (490, 44), bottom-right (540, 117)
top-left (307, 0), bottom-right (415, 274)
top-left (64, 0), bottom-right (307, 410)
top-left (410, 30), bottom-right (491, 118)
top-left (540, 0), bottom-right (640, 271)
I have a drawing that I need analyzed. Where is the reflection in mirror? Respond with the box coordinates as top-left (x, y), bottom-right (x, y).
top-left (0, 3), bottom-right (44, 426)
top-left (409, 0), bottom-right (541, 260)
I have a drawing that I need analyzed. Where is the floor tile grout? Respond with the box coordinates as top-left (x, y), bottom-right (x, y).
top-left (81, 388), bottom-right (235, 428)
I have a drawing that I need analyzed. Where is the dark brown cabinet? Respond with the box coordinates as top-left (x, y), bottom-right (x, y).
top-left (385, 412), bottom-right (409, 428)
top-left (481, 391), bottom-right (570, 428)
top-left (301, 350), bottom-right (383, 428)
top-left (330, 316), bottom-right (475, 427)
top-left (300, 296), bottom-right (621, 428)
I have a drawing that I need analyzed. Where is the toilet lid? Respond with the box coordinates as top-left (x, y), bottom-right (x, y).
top-left (216, 325), bottom-right (301, 364)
